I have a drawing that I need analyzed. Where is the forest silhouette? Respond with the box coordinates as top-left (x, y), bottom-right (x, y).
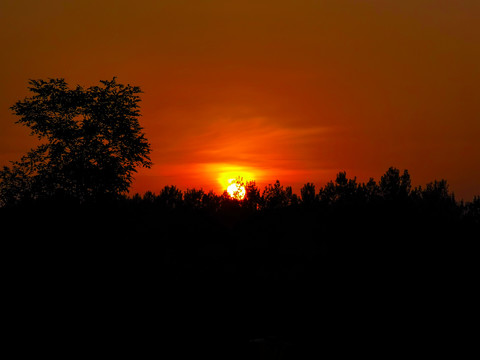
top-left (2, 79), bottom-right (478, 358)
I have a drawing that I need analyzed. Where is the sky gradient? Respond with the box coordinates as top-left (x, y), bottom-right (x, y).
top-left (1, 0), bottom-right (479, 200)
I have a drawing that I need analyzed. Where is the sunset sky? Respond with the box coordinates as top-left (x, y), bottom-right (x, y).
top-left (1, 0), bottom-right (479, 200)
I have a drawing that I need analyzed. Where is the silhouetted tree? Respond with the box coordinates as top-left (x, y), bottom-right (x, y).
top-left (317, 172), bottom-right (360, 206)
top-left (158, 185), bottom-right (183, 209)
top-left (466, 196), bottom-right (480, 224)
top-left (300, 183), bottom-right (316, 207)
top-left (219, 190), bottom-right (242, 211)
top-left (335, 172), bottom-right (359, 203)
top-left (184, 188), bottom-right (205, 209)
top-left (418, 179), bottom-right (458, 219)
top-left (422, 179), bottom-right (453, 202)
top-left (202, 190), bottom-right (221, 212)
top-left (317, 180), bottom-right (337, 205)
top-left (361, 178), bottom-right (381, 203)
top-left (142, 191), bottom-right (157, 204)
top-left (0, 78), bottom-right (151, 206)
top-left (287, 187), bottom-right (299, 207)
top-left (0, 165), bottom-right (33, 206)
top-left (379, 167), bottom-right (411, 201)
top-left (262, 180), bottom-right (289, 210)
top-left (244, 180), bottom-right (261, 210)
top-left (130, 193), bottom-right (143, 204)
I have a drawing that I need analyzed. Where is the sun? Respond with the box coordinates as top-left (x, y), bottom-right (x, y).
top-left (227, 178), bottom-right (246, 200)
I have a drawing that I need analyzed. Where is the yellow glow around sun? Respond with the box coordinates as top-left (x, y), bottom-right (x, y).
top-left (212, 164), bottom-right (256, 187)
top-left (200, 163), bottom-right (263, 197)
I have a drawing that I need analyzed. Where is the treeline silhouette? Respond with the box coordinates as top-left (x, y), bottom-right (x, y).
top-left (2, 167), bottom-right (477, 357)
top-left (126, 167), bottom-right (478, 220)
top-left (4, 78), bottom-right (476, 357)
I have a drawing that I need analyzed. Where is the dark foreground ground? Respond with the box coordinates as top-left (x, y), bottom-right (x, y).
top-left (2, 201), bottom-right (477, 358)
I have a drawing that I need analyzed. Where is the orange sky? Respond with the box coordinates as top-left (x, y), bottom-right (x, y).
top-left (1, 0), bottom-right (479, 200)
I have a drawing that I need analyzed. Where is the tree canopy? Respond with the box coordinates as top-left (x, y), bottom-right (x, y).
top-left (0, 78), bottom-right (151, 205)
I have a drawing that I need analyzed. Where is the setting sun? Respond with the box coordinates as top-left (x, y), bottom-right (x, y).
top-left (198, 163), bottom-right (262, 195)
top-left (226, 178), bottom-right (246, 200)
